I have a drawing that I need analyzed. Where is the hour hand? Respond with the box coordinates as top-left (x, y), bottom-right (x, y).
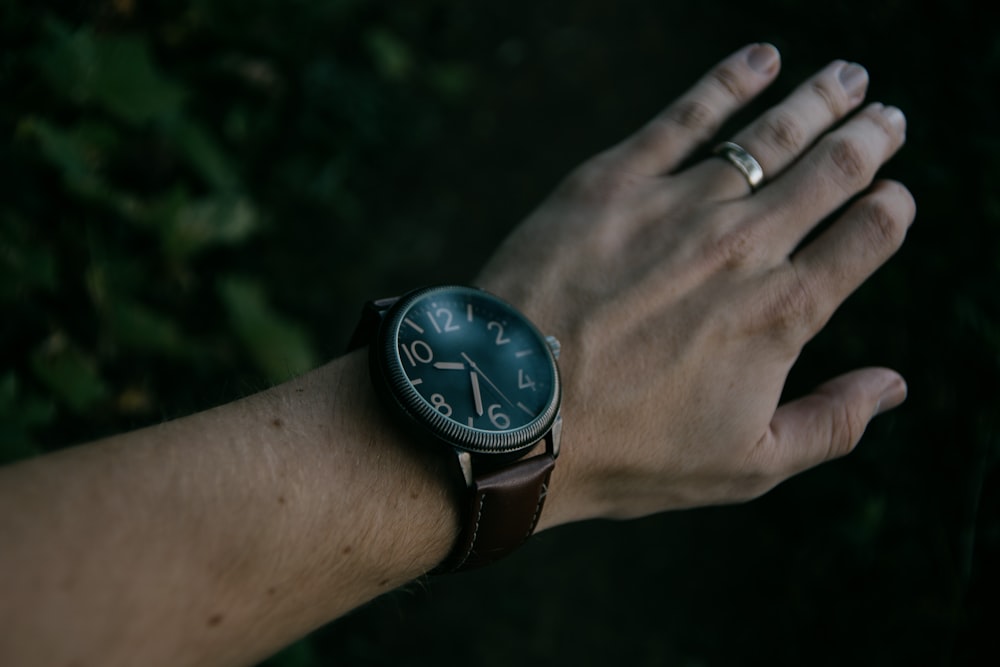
top-left (460, 352), bottom-right (515, 409)
top-left (470, 371), bottom-right (484, 416)
top-left (432, 361), bottom-right (465, 370)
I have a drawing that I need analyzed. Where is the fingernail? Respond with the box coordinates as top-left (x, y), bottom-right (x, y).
top-left (747, 43), bottom-right (780, 74)
top-left (882, 105), bottom-right (907, 133)
top-left (874, 376), bottom-right (908, 417)
top-left (838, 62), bottom-right (869, 103)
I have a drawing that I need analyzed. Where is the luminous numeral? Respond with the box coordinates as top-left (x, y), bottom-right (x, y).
top-left (518, 369), bottom-right (536, 390)
top-left (427, 308), bottom-right (460, 334)
top-left (400, 340), bottom-right (433, 366)
top-left (487, 321), bottom-right (510, 346)
top-left (488, 404), bottom-right (510, 429)
top-left (430, 393), bottom-right (453, 417)
top-left (438, 308), bottom-right (460, 332)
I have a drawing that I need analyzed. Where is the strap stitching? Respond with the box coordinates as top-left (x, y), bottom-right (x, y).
top-left (454, 491), bottom-right (486, 570)
top-left (525, 481), bottom-right (548, 539)
top-left (450, 462), bottom-right (552, 571)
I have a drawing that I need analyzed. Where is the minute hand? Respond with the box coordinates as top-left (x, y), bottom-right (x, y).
top-left (460, 352), bottom-right (515, 409)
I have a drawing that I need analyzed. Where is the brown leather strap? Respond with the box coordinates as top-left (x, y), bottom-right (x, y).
top-left (439, 452), bottom-right (555, 572)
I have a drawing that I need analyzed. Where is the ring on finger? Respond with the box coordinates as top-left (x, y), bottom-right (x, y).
top-left (713, 141), bottom-right (765, 191)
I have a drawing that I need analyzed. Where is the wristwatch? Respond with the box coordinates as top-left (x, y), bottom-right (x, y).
top-left (348, 285), bottom-right (562, 572)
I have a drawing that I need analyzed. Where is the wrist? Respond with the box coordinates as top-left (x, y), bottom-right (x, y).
top-left (232, 349), bottom-right (461, 638)
top-left (350, 285), bottom-right (564, 570)
top-left (317, 350), bottom-right (462, 577)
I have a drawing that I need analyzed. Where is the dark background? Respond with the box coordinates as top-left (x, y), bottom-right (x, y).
top-left (1, 1), bottom-right (997, 665)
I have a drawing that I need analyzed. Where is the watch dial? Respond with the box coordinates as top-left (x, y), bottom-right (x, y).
top-left (382, 286), bottom-right (560, 453)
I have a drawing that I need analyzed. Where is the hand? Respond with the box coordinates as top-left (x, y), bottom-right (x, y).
top-left (460, 352), bottom-right (514, 411)
top-left (469, 370), bottom-right (484, 417)
top-left (475, 44), bottom-right (914, 526)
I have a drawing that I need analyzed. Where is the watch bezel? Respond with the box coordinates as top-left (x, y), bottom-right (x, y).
top-left (372, 285), bottom-right (561, 457)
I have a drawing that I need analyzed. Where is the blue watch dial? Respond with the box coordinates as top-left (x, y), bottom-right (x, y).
top-left (378, 286), bottom-right (560, 455)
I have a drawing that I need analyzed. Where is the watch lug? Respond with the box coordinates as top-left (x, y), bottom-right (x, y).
top-left (456, 450), bottom-right (474, 488)
top-left (548, 413), bottom-right (562, 459)
top-left (545, 335), bottom-right (561, 359)
top-left (346, 296), bottom-right (400, 351)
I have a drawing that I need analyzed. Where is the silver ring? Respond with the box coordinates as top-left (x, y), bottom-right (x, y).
top-left (713, 141), bottom-right (765, 191)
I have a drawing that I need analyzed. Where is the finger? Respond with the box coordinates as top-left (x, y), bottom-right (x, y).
top-left (697, 59), bottom-right (870, 199)
top-left (608, 43), bottom-right (781, 176)
top-left (749, 103), bottom-right (907, 255)
top-left (782, 179), bottom-right (915, 338)
top-left (765, 368), bottom-right (907, 475)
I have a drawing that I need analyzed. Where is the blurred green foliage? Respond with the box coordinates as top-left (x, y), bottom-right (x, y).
top-left (1, 0), bottom-right (998, 665)
top-left (1, 0), bottom-right (498, 457)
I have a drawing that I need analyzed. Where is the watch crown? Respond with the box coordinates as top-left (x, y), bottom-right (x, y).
top-left (545, 335), bottom-right (561, 360)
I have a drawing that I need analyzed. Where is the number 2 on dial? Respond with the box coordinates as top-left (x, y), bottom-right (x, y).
top-left (487, 321), bottom-right (510, 345)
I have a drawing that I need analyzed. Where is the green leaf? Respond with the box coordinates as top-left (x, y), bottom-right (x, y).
top-left (364, 28), bottom-right (414, 81)
top-left (164, 118), bottom-right (240, 192)
top-left (30, 335), bottom-right (110, 414)
top-left (83, 250), bottom-right (153, 314)
top-left (217, 277), bottom-right (318, 382)
top-left (33, 18), bottom-right (186, 124)
top-left (0, 214), bottom-right (59, 298)
top-left (18, 117), bottom-right (114, 199)
top-left (161, 195), bottom-right (259, 259)
top-left (426, 62), bottom-right (476, 101)
top-left (109, 300), bottom-right (189, 357)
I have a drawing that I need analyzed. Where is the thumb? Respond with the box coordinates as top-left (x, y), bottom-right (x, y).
top-left (768, 368), bottom-right (907, 475)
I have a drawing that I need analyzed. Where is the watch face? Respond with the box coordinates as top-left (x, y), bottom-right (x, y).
top-left (375, 285), bottom-right (561, 456)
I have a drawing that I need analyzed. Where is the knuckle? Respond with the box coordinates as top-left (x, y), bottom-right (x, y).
top-left (710, 64), bottom-right (747, 101)
top-left (762, 268), bottom-right (820, 338)
top-left (741, 435), bottom-right (779, 478)
top-left (867, 104), bottom-right (899, 139)
top-left (755, 110), bottom-right (805, 154)
top-left (665, 98), bottom-right (715, 133)
top-left (860, 197), bottom-right (907, 249)
top-left (561, 157), bottom-right (638, 206)
top-left (871, 180), bottom-right (917, 225)
top-left (827, 136), bottom-right (869, 187)
top-left (810, 77), bottom-right (844, 117)
top-left (559, 162), bottom-right (603, 202)
top-left (706, 224), bottom-right (764, 271)
top-left (733, 439), bottom-right (784, 500)
top-left (886, 180), bottom-right (917, 219)
top-left (823, 392), bottom-right (866, 459)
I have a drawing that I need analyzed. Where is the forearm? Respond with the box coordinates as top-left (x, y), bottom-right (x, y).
top-left (0, 350), bottom-right (459, 667)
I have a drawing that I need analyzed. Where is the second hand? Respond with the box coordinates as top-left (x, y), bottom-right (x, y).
top-left (460, 352), bottom-right (515, 409)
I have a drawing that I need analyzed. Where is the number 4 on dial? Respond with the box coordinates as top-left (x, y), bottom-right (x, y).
top-left (518, 369), bottom-right (536, 391)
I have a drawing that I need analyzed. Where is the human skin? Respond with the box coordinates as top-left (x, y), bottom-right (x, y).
top-left (0, 44), bottom-right (913, 667)
top-left (479, 43), bottom-right (912, 526)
